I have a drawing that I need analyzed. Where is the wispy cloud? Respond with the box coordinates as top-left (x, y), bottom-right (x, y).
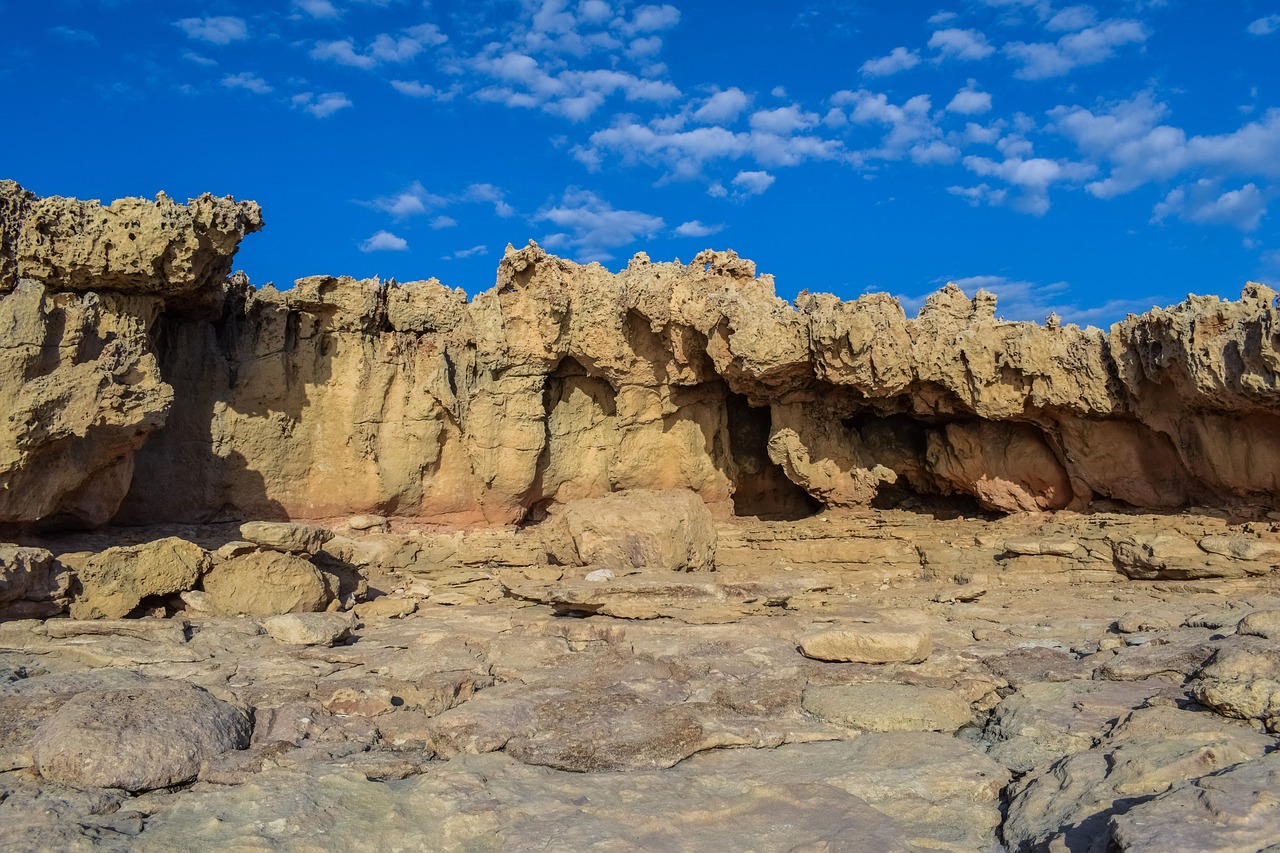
top-left (1006, 19), bottom-right (1148, 80)
top-left (222, 72), bottom-right (272, 95)
top-left (1247, 14), bottom-right (1280, 36)
top-left (674, 220), bottom-right (725, 238)
top-left (174, 16), bottom-right (248, 46)
top-left (537, 188), bottom-right (664, 262)
top-left (860, 46), bottom-right (920, 76)
top-left (1152, 180), bottom-right (1268, 231)
top-left (292, 91), bottom-right (353, 118)
top-left (929, 28), bottom-right (995, 61)
top-left (444, 244), bottom-right (488, 260)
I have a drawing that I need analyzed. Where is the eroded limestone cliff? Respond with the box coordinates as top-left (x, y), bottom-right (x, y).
top-left (2, 182), bottom-right (1278, 529)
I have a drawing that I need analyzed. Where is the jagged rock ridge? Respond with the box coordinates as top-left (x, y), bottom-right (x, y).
top-left (2, 181), bottom-right (1278, 528)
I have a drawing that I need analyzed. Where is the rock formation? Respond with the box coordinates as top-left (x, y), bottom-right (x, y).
top-left (2, 183), bottom-right (1280, 852)
top-left (3, 183), bottom-right (1277, 531)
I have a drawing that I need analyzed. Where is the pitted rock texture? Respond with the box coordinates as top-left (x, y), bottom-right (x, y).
top-left (3, 184), bottom-right (1280, 529)
top-left (0, 183), bottom-right (260, 527)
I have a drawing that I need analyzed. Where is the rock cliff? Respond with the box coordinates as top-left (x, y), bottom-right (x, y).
top-left (2, 182), bottom-right (1278, 529)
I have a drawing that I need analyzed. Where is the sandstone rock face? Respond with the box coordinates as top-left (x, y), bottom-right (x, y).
top-left (5, 184), bottom-right (1280, 527)
top-left (0, 183), bottom-right (260, 526)
top-left (0, 544), bottom-right (69, 618)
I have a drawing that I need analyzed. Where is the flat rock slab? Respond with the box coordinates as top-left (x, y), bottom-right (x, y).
top-left (802, 683), bottom-right (972, 733)
top-left (263, 612), bottom-right (355, 646)
top-left (32, 681), bottom-right (251, 791)
top-left (239, 522), bottom-right (333, 556)
top-left (1109, 752), bottom-right (1280, 853)
top-left (799, 625), bottom-right (932, 663)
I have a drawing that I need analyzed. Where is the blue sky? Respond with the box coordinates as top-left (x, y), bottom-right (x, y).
top-left (3, 0), bottom-right (1279, 325)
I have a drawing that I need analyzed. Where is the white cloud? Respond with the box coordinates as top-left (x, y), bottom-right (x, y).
top-left (946, 80), bottom-right (992, 115)
top-left (1247, 14), bottom-right (1280, 35)
top-left (446, 244), bottom-right (488, 259)
top-left (294, 0), bottom-right (339, 19)
top-left (536, 188), bottom-right (664, 261)
top-left (175, 16), bottom-right (247, 46)
top-left (464, 183), bottom-right (516, 217)
top-left (749, 105), bottom-right (820, 135)
top-left (962, 154), bottom-right (1095, 214)
top-left (222, 72), bottom-right (272, 95)
top-left (927, 11), bottom-right (960, 26)
top-left (473, 50), bottom-right (681, 120)
top-left (928, 28), bottom-right (994, 61)
top-left (293, 91), bottom-right (353, 118)
top-left (183, 51), bottom-right (217, 67)
top-left (693, 87), bottom-right (750, 124)
top-left (1152, 180), bottom-right (1267, 231)
top-left (860, 46), bottom-right (920, 77)
top-left (1052, 94), bottom-right (1280, 198)
top-left (623, 4), bottom-right (681, 35)
top-left (1045, 5), bottom-right (1098, 32)
top-left (359, 231), bottom-right (410, 252)
top-left (50, 26), bottom-right (96, 43)
top-left (391, 80), bottom-right (439, 98)
top-left (674, 220), bottom-right (725, 237)
top-left (1005, 19), bottom-right (1147, 79)
top-left (838, 90), bottom-right (943, 162)
top-left (732, 170), bottom-right (776, 195)
top-left (313, 25), bottom-right (446, 70)
top-left (430, 215), bottom-right (458, 229)
top-left (371, 181), bottom-right (448, 217)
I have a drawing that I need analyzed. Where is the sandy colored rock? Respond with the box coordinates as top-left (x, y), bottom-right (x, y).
top-left (1236, 608), bottom-right (1280, 639)
top-left (262, 612), bottom-right (355, 646)
top-left (201, 550), bottom-right (330, 616)
top-left (0, 544), bottom-right (65, 617)
top-left (70, 537), bottom-right (209, 619)
top-left (798, 624), bottom-right (932, 663)
top-left (802, 683), bottom-right (973, 733)
top-left (239, 521), bottom-right (333, 556)
top-left (1108, 752), bottom-right (1280, 853)
top-left (31, 681), bottom-right (251, 791)
top-left (545, 488), bottom-right (717, 572)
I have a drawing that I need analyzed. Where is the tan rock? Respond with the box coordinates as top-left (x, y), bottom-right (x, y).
top-left (545, 488), bottom-right (717, 572)
top-left (802, 683), bottom-right (973, 733)
top-left (239, 521), bottom-right (333, 555)
top-left (70, 537), bottom-right (209, 619)
top-left (1236, 609), bottom-right (1280, 639)
top-left (262, 612), bottom-right (355, 646)
top-left (798, 625), bottom-right (932, 663)
top-left (201, 550), bottom-right (330, 616)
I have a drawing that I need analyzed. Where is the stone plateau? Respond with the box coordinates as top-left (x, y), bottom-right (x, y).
top-left (1, 183), bottom-right (1279, 851)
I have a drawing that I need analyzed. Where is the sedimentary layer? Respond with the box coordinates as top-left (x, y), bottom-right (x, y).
top-left (2, 181), bottom-right (1278, 528)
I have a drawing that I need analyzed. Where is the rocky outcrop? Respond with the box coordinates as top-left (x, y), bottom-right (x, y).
top-left (0, 181), bottom-right (261, 527)
top-left (3, 183), bottom-right (1280, 528)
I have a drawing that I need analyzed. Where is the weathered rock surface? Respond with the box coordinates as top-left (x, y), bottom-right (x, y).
top-left (0, 544), bottom-right (69, 618)
top-left (3, 185), bottom-right (1280, 527)
top-left (799, 624), bottom-right (933, 663)
top-left (31, 681), bottom-right (251, 791)
top-left (68, 537), bottom-right (209, 619)
top-left (543, 488), bottom-right (717, 572)
top-left (239, 521), bottom-right (333, 556)
top-left (201, 550), bottom-right (331, 616)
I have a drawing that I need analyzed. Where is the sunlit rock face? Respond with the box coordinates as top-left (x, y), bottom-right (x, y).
top-left (3, 183), bottom-right (1279, 528)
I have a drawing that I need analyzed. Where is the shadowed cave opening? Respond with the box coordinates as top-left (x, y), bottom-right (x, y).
top-left (725, 393), bottom-right (822, 520)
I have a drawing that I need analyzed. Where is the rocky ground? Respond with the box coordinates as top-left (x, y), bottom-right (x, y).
top-left (3, 502), bottom-right (1279, 852)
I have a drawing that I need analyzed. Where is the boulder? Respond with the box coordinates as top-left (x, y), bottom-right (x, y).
top-left (238, 521), bottom-right (333, 556)
top-left (798, 625), bottom-right (932, 664)
top-left (31, 682), bottom-right (251, 791)
top-left (544, 489), bottom-right (717, 572)
top-left (201, 551), bottom-right (331, 616)
top-left (69, 537), bottom-right (209, 619)
top-left (262, 612), bottom-right (355, 646)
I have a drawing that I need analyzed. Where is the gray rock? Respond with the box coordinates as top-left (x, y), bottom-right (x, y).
top-left (262, 612), bottom-right (356, 646)
top-left (802, 683), bottom-right (972, 733)
top-left (32, 681), bottom-right (251, 791)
